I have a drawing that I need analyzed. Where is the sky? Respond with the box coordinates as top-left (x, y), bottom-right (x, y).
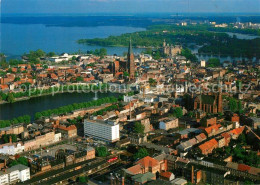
top-left (1, 0), bottom-right (260, 14)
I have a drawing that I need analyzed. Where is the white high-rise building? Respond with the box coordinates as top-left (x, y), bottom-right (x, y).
top-left (84, 119), bottom-right (120, 143)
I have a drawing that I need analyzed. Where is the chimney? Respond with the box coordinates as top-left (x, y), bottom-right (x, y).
top-left (110, 173), bottom-right (114, 185)
top-left (9, 136), bottom-right (12, 144)
top-left (191, 165), bottom-right (194, 184)
top-left (122, 177), bottom-right (125, 185)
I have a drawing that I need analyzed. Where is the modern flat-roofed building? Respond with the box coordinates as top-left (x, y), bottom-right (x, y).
top-left (84, 119), bottom-right (120, 143)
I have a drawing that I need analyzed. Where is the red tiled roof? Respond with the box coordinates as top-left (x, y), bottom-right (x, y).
top-left (230, 126), bottom-right (245, 135)
top-left (199, 138), bottom-right (218, 152)
top-left (135, 156), bottom-right (159, 168)
top-left (58, 125), bottom-right (77, 131)
top-left (126, 164), bottom-right (142, 175)
top-left (238, 164), bottom-right (251, 172)
top-left (160, 171), bottom-right (173, 179)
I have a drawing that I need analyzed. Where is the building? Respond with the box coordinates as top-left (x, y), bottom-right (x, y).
top-left (84, 119), bottom-right (120, 143)
top-left (127, 39), bottom-right (135, 80)
top-left (160, 171), bottom-right (175, 181)
top-left (57, 124), bottom-right (77, 138)
top-left (200, 60), bottom-right (206, 67)
top-left (0, 164), bottom-right (30, 184)
top-left (162, 40), bottom-right (182, 57)
top-left (194, 92), bottom-right (223, 114)
top-left (159, 117), bottom-right (179, 130)
top-left (124, 156), bottom-right (166, 175)
top-left (198, 138), bottom-right (218, 155)
top-left (132, 172), bottom-right (156, 185)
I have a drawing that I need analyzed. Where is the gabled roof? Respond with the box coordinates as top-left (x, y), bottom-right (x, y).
top-left (160, 171), bottom-right (173, 179)
top-left (136, 156), bottom-right (159, 168)
top-left (125, 164), bottom-right (143, 175)
top-left (229, 126), bottom-right (245, 135)
top-left (131, 172), bottom-right (155, 183)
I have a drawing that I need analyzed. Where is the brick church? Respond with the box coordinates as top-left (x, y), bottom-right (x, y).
top-left (110, 39), bottom-right (135, 80)
top-left (194, 92), bottom-right (223, 114)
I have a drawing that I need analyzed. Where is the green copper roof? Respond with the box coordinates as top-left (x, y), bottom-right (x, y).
top-left (128, 38), bottom-right (133, 55)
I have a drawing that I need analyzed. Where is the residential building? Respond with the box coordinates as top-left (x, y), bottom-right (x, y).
top-left (0, 164), bottom-right (30, 184)
top-left (159, 117), bottom-right (179, 130)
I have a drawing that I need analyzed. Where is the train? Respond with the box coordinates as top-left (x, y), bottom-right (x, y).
top-left (107, 156), bottom-right (118, 163)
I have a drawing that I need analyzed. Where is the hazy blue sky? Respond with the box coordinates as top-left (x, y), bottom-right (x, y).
top-left (1, 0), bottom-right (260, 14)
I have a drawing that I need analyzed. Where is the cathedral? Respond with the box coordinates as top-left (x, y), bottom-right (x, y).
top-left (162, 40), bottom-right (182, 57)
top-left (194, 92), bottom-right (223, 114)
top-left (110, 39), bottom-right (135, 80)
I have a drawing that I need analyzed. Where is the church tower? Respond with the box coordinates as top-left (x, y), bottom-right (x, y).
top-left (127, 39), bottom-right (135, 80)
top-left (218, 82), bottom-right (223, 113)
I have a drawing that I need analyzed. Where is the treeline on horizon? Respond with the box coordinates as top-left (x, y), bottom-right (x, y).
top-left (78, 24), bottom-right (260, 58)
top-left (0, 96), bottom-right (119, 129)
top-left (2, 15), bottom-right (260, 27)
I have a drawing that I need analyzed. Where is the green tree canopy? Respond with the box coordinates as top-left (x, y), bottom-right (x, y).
top-left (207, 58), bottom-right (220, 67)
top-left (133, 122), bottom-right (145, 134)
top-left (133, 148), bottom-right (149, 160)
top-left (228, 97), bottom-right (238, 112)
top-left (7, 93), bottom-right (15, 103)
top-left (96, 146), bottom-right (109, 157)
top-left (172, 107), bottom-right (183, 118)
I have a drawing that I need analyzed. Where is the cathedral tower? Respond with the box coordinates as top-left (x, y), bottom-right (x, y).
top-left (127, 39), bottom-right (135, 80)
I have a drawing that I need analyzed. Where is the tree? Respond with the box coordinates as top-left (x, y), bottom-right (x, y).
top-left (9, 160), bottom-right (18, 167)
top-left (134, 122), bottom-right (145, 134)
top-left (207, 58), bottom-right (220, 67)
top-left (72, 56), bottom-right (77, 61)
top-left (78, 176), bottom-right (88, 183)
top-left (153, 50), bottom-right (161, 60)
top-left (181, 48), bottom-right (198, 62)
top-left (238, 100), bottom-right (243, 114)
top-left (123, 72), bottom-right (129, 77)
top-left (7, 93), bottom-right (15, 103)
top-left (99, 48), bottom-right (107, 58)
top-left (17, 157), bottom-right (28, 166)
top-left (183, 94), bottom-right (192, 110)
top-left (228, 98), bottom-right (238, 112)
top-left (244, 181), bottom-right (254, 185)
top-left (47, 52), bottom-right (56, 57)
top-left (96, 146), bottom-right (109, 157)
top-left (76, 76), bottom-right (84, 82)
top-left (187, 111), bottom-right (194, 118)
top-left (133, 148), bottom-right (149, 160)
top-left (238, 134), bottom-right (247, 145)
top-left (173, 107), bottom-right (183, 118)
top-left (149, 78), bottom-right (157, 86)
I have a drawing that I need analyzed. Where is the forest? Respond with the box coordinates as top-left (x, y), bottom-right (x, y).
top-left (78, 24), bottom-right (260, 58)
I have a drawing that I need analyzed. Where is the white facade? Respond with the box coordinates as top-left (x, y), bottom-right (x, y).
top-left (200, 60), bottom-right (206, 67)
top-left (0, 164), bottom-right (30, 184)
top-left (54, 133), bottom-right (62, 142)
top-left (84, 119), bottom-right (120, 143)
top-left (0, 143), bottom-right (25, 155)
top-left (0, 174), bottom-right (8, 185)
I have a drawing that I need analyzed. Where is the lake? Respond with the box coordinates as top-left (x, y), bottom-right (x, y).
top-left (0, 92), bottom-right (118, 121)
top-left (0, 23), bottom-right (145, 59)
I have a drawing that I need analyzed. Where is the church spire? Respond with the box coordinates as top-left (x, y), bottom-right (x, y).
top-left (128, 38), bottom-right (133, 55)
